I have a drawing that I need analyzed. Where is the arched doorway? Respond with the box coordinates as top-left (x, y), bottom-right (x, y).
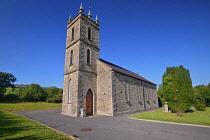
top-left (86, 89), bottom-right (93, 115)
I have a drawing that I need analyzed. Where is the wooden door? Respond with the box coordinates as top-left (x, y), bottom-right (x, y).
top-left (86, 97), bottom-right (93, 115)
top-left (86, 90), bottom-right (93, 115)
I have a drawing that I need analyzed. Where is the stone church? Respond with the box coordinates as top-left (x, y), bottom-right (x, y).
top-left (62, 4), bottom-right (159, 117)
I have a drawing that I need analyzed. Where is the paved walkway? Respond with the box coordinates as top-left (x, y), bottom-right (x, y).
top-left (15, 109), bottom-right (210, 140)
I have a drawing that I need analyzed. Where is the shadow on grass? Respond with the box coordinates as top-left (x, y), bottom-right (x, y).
top-left (0, 111), bottom-right (27, 138)
top-left (5, 135), bottom-right (41, 140)
top-left (0, 101), bottom-right (40, 104)
top-left (185, 109), bottom-right (194, 113)
top-left (0, 111), bottom-right (50, 140)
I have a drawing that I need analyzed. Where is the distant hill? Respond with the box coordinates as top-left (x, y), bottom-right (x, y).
top-left (13, 84), bottom-right (27, 88)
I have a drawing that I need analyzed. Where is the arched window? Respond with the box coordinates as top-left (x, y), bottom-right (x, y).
top-left (72, 28), bottom-right (74, 40)
top-left (87, 49), bottom-right (90, 64)
top-left (88, 27), bottom-right (91, 40)
top-left (70, 50), bottom-right (73, 65)
top-left (68, 79), bottom-right (72, 103)
top-left (125, 83), bottom-right (130, 102)
top-left (136, 84), bottom-right (141, 102)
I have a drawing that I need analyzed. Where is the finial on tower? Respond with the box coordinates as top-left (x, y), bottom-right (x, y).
top-left (95, 15), bottom-right (99, 24)
top-left (79, 3), bottom-right (84, 13)
top-left (67, 14), bottom-right (72, 23)
top-left (68, 14), bottom-right (72, 21)
top-left (88, 6), bottom-right (92, 18)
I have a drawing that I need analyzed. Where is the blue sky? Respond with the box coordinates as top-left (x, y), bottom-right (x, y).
top-left (0, 0), bottom-right (210, 88)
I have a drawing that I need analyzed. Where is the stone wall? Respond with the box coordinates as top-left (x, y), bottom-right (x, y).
top-left (112, 72), bottom-right (158, 115)
top-left (80, 14), bottom-right (100, 48)
top-left (79, 42), bottom-right (99, 74)
top-left (66, 15), bottom-right (81, 48)
top-left (62, 12), bottom-right (100, 117)
top-left (142, 82), bottom-right (159, 110)
top-left (96, 60), bottom-right (113, 116)
top-left (78, 71), bottom-right (97, 116)
top-left (62, 71), bottom-right (79, 117)
top-left (64, 42), bottom-right (80, 75)
top-left (64, 13), bottom-right (100, 76)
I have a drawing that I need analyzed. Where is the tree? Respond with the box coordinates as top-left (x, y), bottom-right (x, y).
top-left (0, 72), bottom-right (16, 101)
top-left (193, 85), bottom-right (206, 104)
top-left (44, 86), bottom-right (63, 103)
top-left (0, 72), bottom-right (16, 88)
top-left (14, 88), bottom-right (26, 101)
top-left (157, 84), bottom-right (164, 107)
top-left (161, 65), bottom-right (193, 114)
top-left (204, 84), bottom-right (210, 106)
top-left (193, 83), bottom-right (210, 107)
top-left (23, 84), bottom-right (47, 101)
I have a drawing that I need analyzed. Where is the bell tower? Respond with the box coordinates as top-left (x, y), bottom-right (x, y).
top-left (62, 4), bottom-right (100, 117)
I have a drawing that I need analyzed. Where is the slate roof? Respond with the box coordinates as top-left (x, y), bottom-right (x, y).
top-left (99, 59), bottom-right (156, 85)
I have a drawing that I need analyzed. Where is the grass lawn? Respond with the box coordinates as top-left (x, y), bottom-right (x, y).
top-left (130, 107), bottom-right (210, 126)
top-left (0, 111), bottom-right (72, 140)
top-left (0, 102), bottom-right (73, 140)
top-left (0, 102), bottom-right (62, 112)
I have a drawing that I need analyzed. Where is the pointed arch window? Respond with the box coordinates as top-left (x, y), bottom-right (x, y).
top-left (72, 27), bottom-right (74, 40)
top-left (70, 50), bottom-right (73, 66)
top-left (88, 27), bottom-right (91, 40)
top-left (87, 49), bottom-right (90, 65)
top-left (68, 79), bottom-right (72, 103)
top-left (125, 83), bottom-right (130, 102)
top-left (137, 84), bottom-right (141, 102)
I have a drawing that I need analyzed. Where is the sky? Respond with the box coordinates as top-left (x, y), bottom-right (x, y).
top-left (0, 0), bottom-right (210, 88)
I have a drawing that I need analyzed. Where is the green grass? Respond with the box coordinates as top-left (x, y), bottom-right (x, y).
top-left (0, 102), bottom-right (62, 112)
top-left (130, 107), bottom-right (210, 126)
top-left (0, 111), bottom-right (72, 140)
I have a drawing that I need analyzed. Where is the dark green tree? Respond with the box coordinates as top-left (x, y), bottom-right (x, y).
top-left (161, 65), bottom-right (193, 113)
top-left (0, 72), bottom-right (16, 101)
top-left (157, 84), bottom-right (164, 107)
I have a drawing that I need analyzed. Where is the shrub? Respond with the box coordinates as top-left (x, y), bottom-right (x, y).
top-left (168, 101), bottom-right (191, 117)
top-left (4, 93), bottom-right (18, 101)
top-left (168, 101), bottom-right (190, 113)
top-left (46, 98), bottom-right (53, 103)
top-left (194, 104), bottom-right (206, 111)
top-left (0, 92), bottom-right (4, 101)
top-left (46, 96), bottom-right (62, 103)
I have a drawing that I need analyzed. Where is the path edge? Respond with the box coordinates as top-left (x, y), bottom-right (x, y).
top-left (127, 116), bottom-right (210, 128)
top-left (14, 112), bottom-right (80, 140)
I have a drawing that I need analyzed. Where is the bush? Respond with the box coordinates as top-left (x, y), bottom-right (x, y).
top-left (46, 98), bottom-right (53, 103)
top-left (0, 92), bottom-right (4, 101)
top-left (168, 101), bottom-right (191, 117)
top-left (46, 96), bottom-right (62, 103)
top-left (4, 93), bottom-right (18, 101)
top-left (194, 104), bottom-right (206, 111)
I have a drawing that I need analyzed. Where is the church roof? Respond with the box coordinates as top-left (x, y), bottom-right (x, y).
top-left (99, 59), bottom-right (156, 85)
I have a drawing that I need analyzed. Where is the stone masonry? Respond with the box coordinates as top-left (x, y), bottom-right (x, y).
top-left (62, 4), bottom-right (159, 117)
